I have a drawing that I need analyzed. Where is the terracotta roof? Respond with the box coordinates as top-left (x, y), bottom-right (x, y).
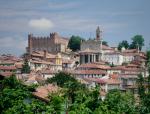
top-left (126, 64), bottom-right (139, 67)
top-left (85, 78), bottom-right (121, 85)
top-left (31, 51), bottom-right (56, 58)
top-left (0, 65), bottom-right (16, 70)
top-left (110, 66), bottom-right (126, 70)
top-left (32, 84), bottom-right (59, 101)
top-left (41, 69), bottom-right (56, 74)
top-left (83, 78), bottom-right (105, 84)
top-left (0, 60), bottom-right (15, 64)
top-left (0, 72), bottom-right (13, 77)
top-left (109, 74), bottom-right (120, 79)
top-left (75, 70), bottom-right (106, 75)
top-left (93, 61), bottom-right (107, 65)
top-left (102, 45), bottom-right (114, 50)
top-left (78, 63), bottom-right (110, 70)
top-left (122, 52), bottom-right (139, 56)
top-left (30, 60), bottom-right (54, 65)
top-left (103, 79), bottom-right (121, 85)
top-left (119, 73), bottom-right (139, 78)
top-left (105, 51), bottom-right (122, 55)
top-left (124, 67), bottom-right (141, 71)
top-left (78, 63), bottom-right (98, 68)
top-left (15, 63), bottom-right (23, 69)
top-left (122, 49), bottom-right (137, 53)
top-left (97, 64), bottom-right (111, 70)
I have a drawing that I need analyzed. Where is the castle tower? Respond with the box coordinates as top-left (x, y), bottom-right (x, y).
top-left (28, 34), bottom-right (33, 54)
top-left (96, 26), bottom-right (102, 41)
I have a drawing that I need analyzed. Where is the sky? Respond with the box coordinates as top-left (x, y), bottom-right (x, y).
top-left (0, 0), bottom-right (150, 56)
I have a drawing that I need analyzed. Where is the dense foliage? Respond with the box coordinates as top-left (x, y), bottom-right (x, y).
top-left (118, 35), bottom-right (144, 51)
top-left (2, 70), bottom-right (150, 113)
top-left (118, 40), bottom-right (129, 50)
top-left (21, 59), bottom-right (30, 73)
top-left (46, 71), bottom-right (77, 88)
top-left (68, 35), bottom-right (84, 51)
top-left (102, 41), bottom-right (108, 46)
top-left (129, 35), bottom-right (144, 50)
top-left (0, 75), bottom-right (64, 114)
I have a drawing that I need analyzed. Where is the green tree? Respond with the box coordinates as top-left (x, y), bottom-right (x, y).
top-left (137, 73), bottom-right (145, 101)
top-left (21, 59), bottom-right (30, 73)
top-left (1, 74), bottom-right (22, 89)
top-left (46, 71), bottom-right (77, 88)
top-left (136, 73), bottom-right (150, 113)
top-left (68, 35), bottom-right (84, 51)
top-left (0, 75), bottom-right (48, 114)
top-left (129, 35), bottom-right (144, 50)
top-left (102, 41), bottom-right (108, 46)
top-left (118, 40), bottom-right (129, 50)
top-left (146, 50), bottom-right (150, 66)
top-left (48, 94), bottom-right (64, 114)
top-left (104, 89), bottom-right (136, 114)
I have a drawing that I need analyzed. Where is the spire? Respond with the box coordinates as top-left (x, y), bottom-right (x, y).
top-left (96, 26), bottom-right (102, 41)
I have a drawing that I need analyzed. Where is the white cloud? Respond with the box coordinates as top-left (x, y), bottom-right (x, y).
top-left (29, 18), bottom-right (54, 30)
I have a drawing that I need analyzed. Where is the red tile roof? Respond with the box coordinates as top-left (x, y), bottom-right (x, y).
top-left (122, 49), bottom-right (137, 53)
top-left (31, 51), bottom-right (56, 58)
top-left (102, 45), bottom-right (114, 50)
top-left (110, 66), bottom-right (126, 70)
top-left (32, 84), bottom-right (59, 101)
top-left (0, 65), bottom-right (16, 70)
top-left (78, 63), bottom-right (110, 70)
top-left (41, 69), bottom-right (56, 74)
top-left (15, 63), bottom-right (23, 69)
top-left (0, 72), bottom-right (13, 77)
top-left (103, 79), bottom-right (121, 85)
top-left (105, 51), bottom-right (122, 55)
top-left (75, 70), bottom-right (106, 75)
top-left (83, 78), bottom-right (105, 84)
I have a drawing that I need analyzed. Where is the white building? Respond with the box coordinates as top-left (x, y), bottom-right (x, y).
top-left (102, 52), bottom-right (124, 65)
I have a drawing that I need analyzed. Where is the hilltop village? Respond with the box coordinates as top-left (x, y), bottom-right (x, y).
top-left (0, 27), bottom-right (148, 100)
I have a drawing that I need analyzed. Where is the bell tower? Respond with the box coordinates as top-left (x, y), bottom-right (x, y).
top-left (96, 26), bottom-right (102, 41)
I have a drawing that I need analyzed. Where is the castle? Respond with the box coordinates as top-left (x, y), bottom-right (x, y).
top-left (27, 32), bottom-right (69, 54)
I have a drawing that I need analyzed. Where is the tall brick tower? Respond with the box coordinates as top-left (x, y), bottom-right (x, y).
top-left (28, 34), bottom-right (33, 55)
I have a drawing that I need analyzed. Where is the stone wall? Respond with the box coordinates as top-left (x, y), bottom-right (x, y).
top-left (28, 32), bottom-right (69, 54)
top-left (81, 40), bottom-right (101, 51)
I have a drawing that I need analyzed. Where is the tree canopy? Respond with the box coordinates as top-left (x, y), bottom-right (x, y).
top-left (146, 50), bottom-right (150, 65)
top-left (21, 59), bottom-right (30, 74)
top-left (129, 35), bottom-right (144, 50)
top-left (68, 35), bottom-right (84, 51)
top-left (46, 71), bottom-right (77, 88)
top-left (102, 41), bottom-right (108, 46)
top-left (2, 70), bottom-right (150, 113)
top-left (118, 40), bottom-right (129, 50)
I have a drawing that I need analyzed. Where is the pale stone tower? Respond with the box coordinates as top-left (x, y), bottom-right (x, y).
top-left (96, 26), bottom-right (102, 41)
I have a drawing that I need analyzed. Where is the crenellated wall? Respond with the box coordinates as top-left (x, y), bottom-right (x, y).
top-left (27, 32), bottom-right (69, 54)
